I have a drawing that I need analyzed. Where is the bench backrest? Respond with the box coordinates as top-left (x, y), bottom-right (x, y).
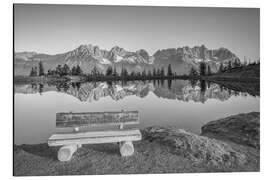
top-left (56, 111), bottom-right (139, 128)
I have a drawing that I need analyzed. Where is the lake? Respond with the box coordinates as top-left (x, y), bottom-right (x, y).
top-left (14, 79), bottom-right (260, 145)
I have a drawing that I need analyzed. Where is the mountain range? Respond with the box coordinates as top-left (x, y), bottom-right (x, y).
top-left (14, 44), bottom-right (240, 76)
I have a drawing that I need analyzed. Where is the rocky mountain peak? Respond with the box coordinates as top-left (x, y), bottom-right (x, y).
top-left (109, 46), bottom-right (127, 58)
top-left (136, 49), bottom-right (150, 61)
top-left (65, 44), bottom-right (107, 61)
top-left (154, 45), bottom-right (239, 62)
top-left (214, 47), bottom-right (236, 60)
top-left (14, 44), bottom-right (241, 76)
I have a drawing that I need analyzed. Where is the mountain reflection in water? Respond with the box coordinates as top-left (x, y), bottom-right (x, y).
top-left (14, 79), bottom-right (259, 103)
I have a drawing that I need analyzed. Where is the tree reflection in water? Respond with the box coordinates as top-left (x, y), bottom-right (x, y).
top-left (17, 79), bottom-right (259, 103)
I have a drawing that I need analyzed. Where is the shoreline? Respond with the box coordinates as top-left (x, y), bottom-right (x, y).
top-left (14, 75), bottom-right (260, 85)
top-left (14, 76), bottom-right (71, 84)
top-left (14, 112), bottom-right (260, 176)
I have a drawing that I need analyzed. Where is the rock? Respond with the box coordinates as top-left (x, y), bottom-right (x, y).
top-left (201, 112), bottom-right (259, 149)
top-left (142, 126), bottom-right (246, 166)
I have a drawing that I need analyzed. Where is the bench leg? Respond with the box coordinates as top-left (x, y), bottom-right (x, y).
top-left (73, 127), bottom-right (80, 132)
top-left (119, 141), bottom-right (134, 157)
top-left (57, 144), bottom-right (79, 161)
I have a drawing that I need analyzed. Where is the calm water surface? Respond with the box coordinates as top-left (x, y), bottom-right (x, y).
top-left (14, 79), bottom-right (260, 145)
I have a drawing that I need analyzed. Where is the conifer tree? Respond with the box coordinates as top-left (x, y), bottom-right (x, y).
top-left (167, 64), bottom-right (173, 76)
top-left (29, 67), bottom-right (37, 77)
top-left (219, 63), bottom-right (224, 73)
top-left (106, 66), bottom-right (113, 76)
top-left (153, 68), bottom-right (156, 77)
top-left (199, 62), bottom-right (206, 76)
top-left (76, 65), bottom-right (83, 75)
top-left (38, 61), bottom-right (44, 76)
top-left (189, 66), bottom-right (198, 77)
top-left (207, 65), bottom-right (212, 75)
top-left (113, 66), bottom-right (118, 76)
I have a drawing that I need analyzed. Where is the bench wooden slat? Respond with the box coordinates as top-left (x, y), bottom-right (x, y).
top-left (48, 129), bottom-right (142, 146)
top-left (56, 111), bottom-right (139, 128)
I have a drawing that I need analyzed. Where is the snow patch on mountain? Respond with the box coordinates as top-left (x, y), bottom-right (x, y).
top-left (115, 85), bottom-right (124, 92)
top-left (114, 55), bottom-right (123, 63)
top-left (100, 58), bottom-right (112, 64)
top-left (123, 56), bottom-right (136, 63)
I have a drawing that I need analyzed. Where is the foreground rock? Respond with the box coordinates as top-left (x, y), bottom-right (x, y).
top-left (201, 112), bottom-right (259, 149)
top-left (142, 126), bottom-right (246, 166)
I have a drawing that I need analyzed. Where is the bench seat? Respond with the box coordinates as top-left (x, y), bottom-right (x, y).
top-left (48, 129), bottom-right (142, 146)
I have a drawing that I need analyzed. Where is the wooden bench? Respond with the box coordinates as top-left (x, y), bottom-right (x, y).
top-left (48, 111), bottom-right (142, 161)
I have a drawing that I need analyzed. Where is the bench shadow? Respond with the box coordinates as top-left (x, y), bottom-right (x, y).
top-left (15, 143), bottom-right (122, 161)
top-left (83, 143), bottom-right (120, 156)
top-left (15, 144), bottom-right (59, 161)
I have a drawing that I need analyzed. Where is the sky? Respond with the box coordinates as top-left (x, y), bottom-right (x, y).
top-left (14, 4), bottom-right (260, 61)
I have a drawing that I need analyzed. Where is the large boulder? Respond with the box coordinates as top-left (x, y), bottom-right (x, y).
top-left (201, 112), bottom-right (259, 149)
top-left (142, 126), bottom-right (246, 166)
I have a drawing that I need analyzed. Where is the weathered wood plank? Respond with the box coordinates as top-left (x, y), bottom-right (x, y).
top-left (56, 111), bottom-right (139, 128)
top-left (49, 129), bottom-right (141, 140)
top-left (48, 129), bottom-right (142, 146)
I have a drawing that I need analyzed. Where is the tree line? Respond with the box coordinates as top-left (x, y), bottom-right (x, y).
top-left (29, 61), bottom-right (45, 77)
top-left (30, 59), bottom-right (260, 79)
top-left (30, 61), bottom-right (83, 77)
top-left (88, 64), bottom-right (175, 78)
top-left (29, 62), bottom-right (176, 79)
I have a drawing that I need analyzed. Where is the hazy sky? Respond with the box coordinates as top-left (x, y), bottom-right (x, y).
top-left (14, 4), bottom-right (260, 60)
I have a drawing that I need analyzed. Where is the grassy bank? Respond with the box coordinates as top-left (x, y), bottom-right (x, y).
top-left (14, 112), bottom-right (259, 176)
top-left (202, 64), bottom-right (260, 82)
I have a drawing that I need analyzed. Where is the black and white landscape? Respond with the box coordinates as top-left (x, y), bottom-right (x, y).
top-left (14, 4), bottom-right (260, 176)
